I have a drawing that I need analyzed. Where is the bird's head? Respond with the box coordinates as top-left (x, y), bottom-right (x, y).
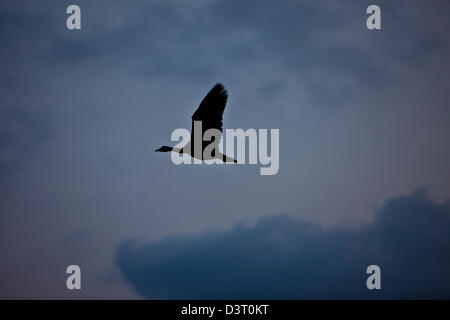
top-left (155, 146), bottom-right (173, 152)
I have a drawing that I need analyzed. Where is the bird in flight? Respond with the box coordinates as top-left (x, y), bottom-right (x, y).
top-left (155, 83), bottom-right (237, 163)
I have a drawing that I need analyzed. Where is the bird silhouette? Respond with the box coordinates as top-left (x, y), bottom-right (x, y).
top-left (155, 83), bottom-right (237, 163)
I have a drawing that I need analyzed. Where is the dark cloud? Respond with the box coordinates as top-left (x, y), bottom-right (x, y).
top-left (116, 189), bottom-right (450, 299)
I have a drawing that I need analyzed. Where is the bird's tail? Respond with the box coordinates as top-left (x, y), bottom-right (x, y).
top-left (219, 153), bottom-right (237, 163)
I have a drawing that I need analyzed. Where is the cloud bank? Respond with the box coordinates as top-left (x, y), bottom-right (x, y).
top-left (116, 189), bottom-right (450, 299)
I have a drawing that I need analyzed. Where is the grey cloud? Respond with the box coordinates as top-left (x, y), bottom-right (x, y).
top-left (116, 189), bottom-right (450, 299)
top-left (3, 0), bottom-right (449, 102)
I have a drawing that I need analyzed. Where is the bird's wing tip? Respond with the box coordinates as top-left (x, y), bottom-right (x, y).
top-left (214, 83), bottom-right (226, 90)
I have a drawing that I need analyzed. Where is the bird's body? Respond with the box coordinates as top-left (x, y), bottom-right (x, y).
top-left (156, 83), bottom-right (237, 163)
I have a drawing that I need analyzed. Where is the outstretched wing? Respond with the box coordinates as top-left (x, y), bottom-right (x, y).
top-left (190, 84), bottom-right (228, 158)
top-left (191, 83), bottom-right (228, 134)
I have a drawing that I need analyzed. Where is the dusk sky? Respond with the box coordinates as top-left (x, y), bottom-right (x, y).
top-left (0, 0), bottom-right (449, 298)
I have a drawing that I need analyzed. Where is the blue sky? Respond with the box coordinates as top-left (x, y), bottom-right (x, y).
top-left (0, 0), bottom-right (449, 298)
